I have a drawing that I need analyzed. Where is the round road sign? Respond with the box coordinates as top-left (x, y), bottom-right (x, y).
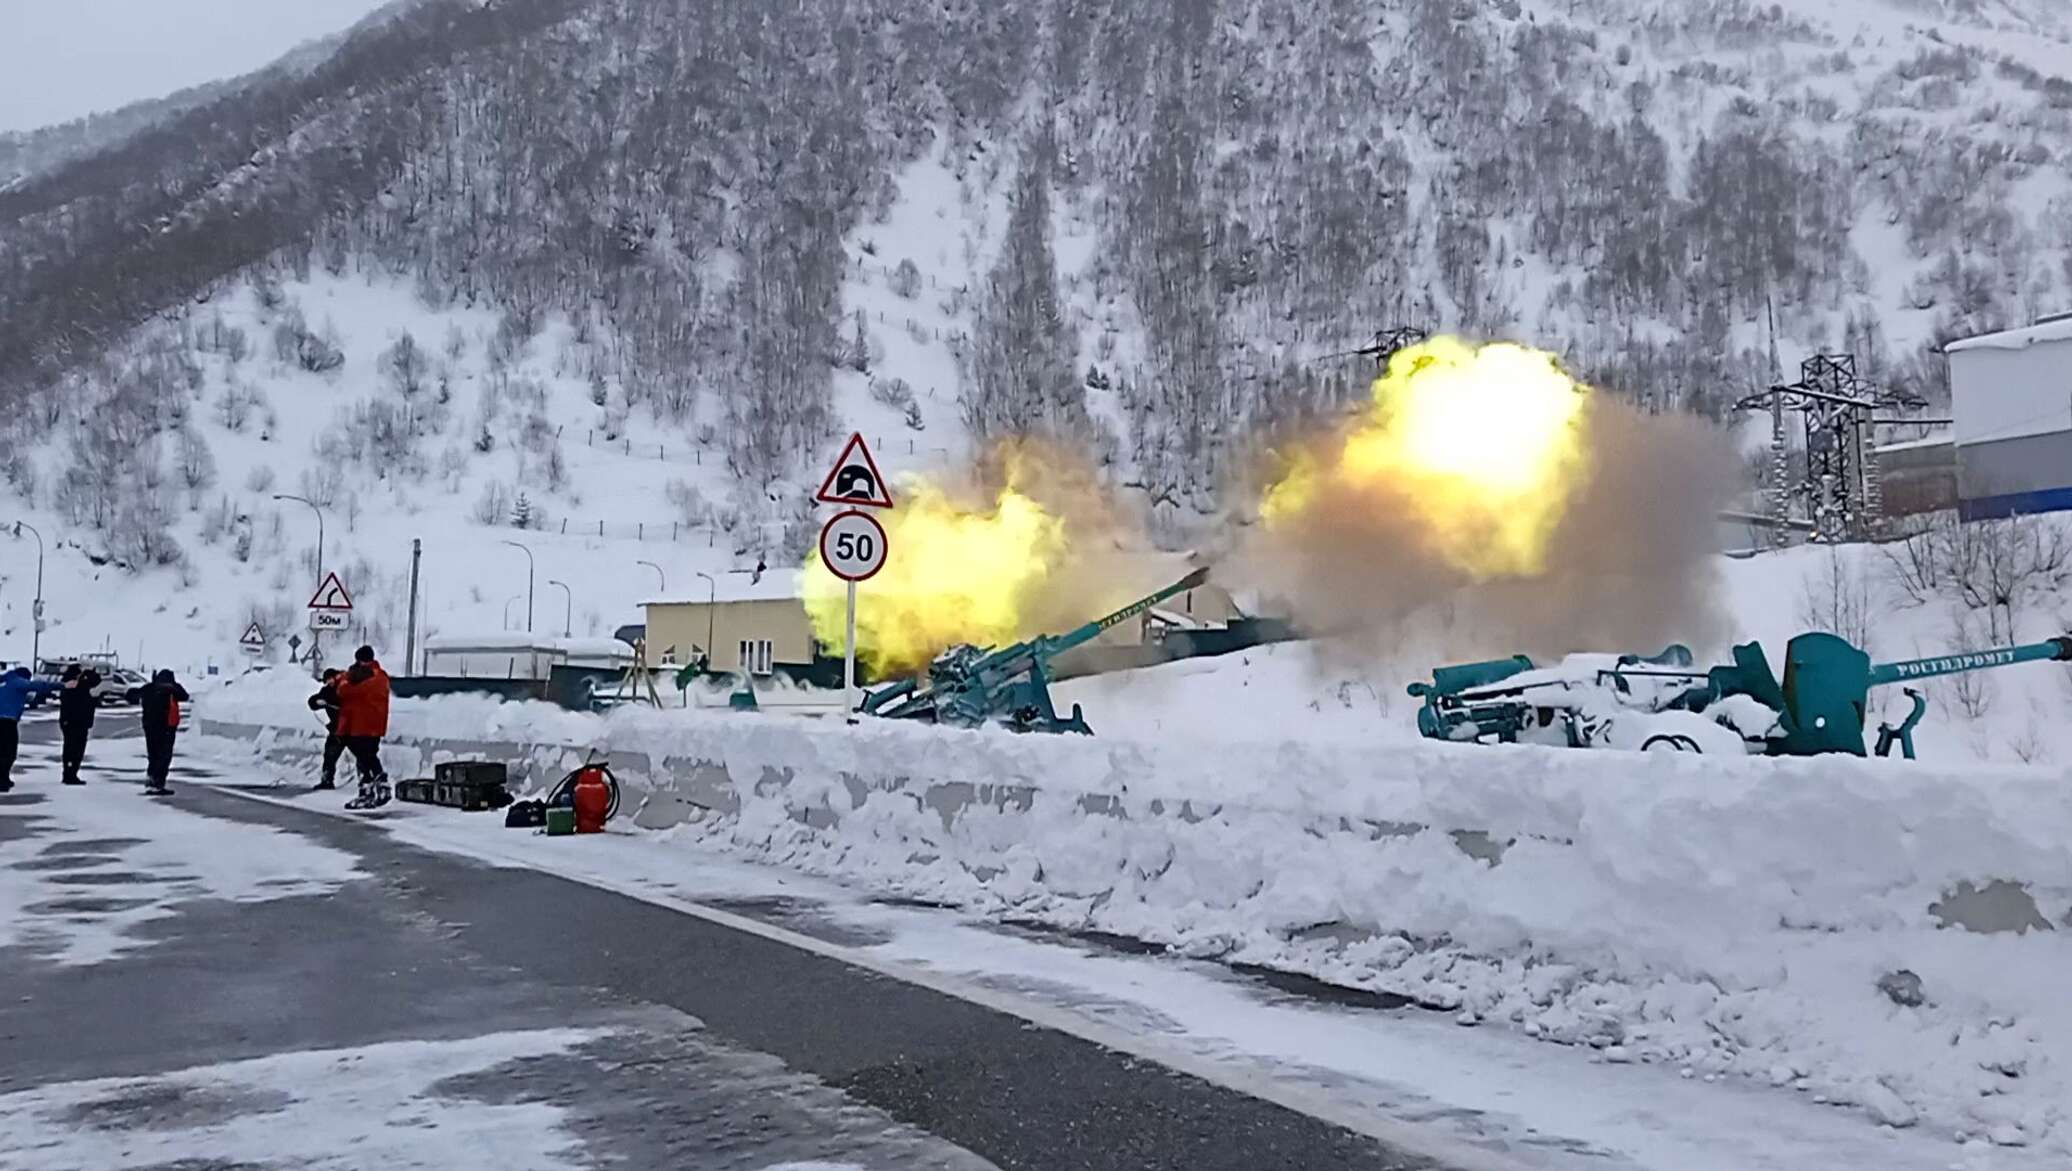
top-left (819, 509), bottom-right (888, 582)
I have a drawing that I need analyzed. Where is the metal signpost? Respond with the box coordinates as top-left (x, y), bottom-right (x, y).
top-left (306, 571), bottom-right (354, 672)
top-left (815, 433), bottom-right (895, 723)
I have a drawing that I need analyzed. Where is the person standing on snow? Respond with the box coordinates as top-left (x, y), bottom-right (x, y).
top-left (137, 669), bottom-right (189, 795)
top-left (334, 646), bottom-right (391, 809)
top-left (0, 665), bottom-right (62, 792)
top-left (57, 664), bottom-right (103, 785)
top-left (307, 667), bottom-right (345, 791)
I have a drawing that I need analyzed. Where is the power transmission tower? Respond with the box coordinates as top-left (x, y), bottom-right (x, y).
top-left (1734, 354), bottom-right (1927, 543)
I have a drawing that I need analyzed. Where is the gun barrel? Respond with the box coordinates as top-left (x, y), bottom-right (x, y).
top-left (1869, 636), bottom-right (2072, 687)
top-left (1042, 568), bottom-right (1213, 658)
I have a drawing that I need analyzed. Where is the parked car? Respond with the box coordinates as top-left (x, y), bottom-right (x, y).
top-left (100, 668), bottom-right (147, 706)
top-left (24, 657), bottom-right (134, 708)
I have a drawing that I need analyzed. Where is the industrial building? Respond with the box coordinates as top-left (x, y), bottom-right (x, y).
top-left (641, 570), bottom-right (817, 677)
top-left (1945, 313), bottom-right (2072, 519)
top-left (420, 635), bottom-right (635, 681)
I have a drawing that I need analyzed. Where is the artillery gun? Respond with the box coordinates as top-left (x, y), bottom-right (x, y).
top-left (1410, 632), bottom-right (2072, 758)
top-left (861, 568), bottom-right (1212, 734)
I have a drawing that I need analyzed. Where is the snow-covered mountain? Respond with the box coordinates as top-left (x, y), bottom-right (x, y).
top-left (2, 0), bottom-right (2069, 695)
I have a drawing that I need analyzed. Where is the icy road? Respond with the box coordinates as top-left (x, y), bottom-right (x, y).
top-left (0, 717), bottom-right (2053, 1171)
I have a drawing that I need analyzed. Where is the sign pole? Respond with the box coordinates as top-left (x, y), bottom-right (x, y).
top-left (844, 579), bottom-right (858, 725)
top-left (815, 432), bottom-right (892, 729)
top-left (405, 538), bottom-right (422, 677)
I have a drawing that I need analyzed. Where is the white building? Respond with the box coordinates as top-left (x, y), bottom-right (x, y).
top-left (421, 634), bottom-right (634, 681)
top-left (1944, 312), bottom-right (2072, 519)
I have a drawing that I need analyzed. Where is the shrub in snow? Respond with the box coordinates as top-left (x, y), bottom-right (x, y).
top-left (382, 332), bottom-right (429, 401)
top-left (473, 481), bottom-right (512, 526)
top-left (665, 479), bottom-right (706, 527)
top-left (889, 258), bottom-right (921, 299)
top-left (174, 427), bottom-right (217, 493)
top-left (869, 376), bottom-right (914, 409)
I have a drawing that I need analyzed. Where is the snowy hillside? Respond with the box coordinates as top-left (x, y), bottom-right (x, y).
top-left (4, 0), bottom-right (2072, 686)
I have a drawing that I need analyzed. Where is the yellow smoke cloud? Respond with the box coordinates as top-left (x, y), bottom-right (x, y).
top-left (1262, 336), bottom-right (1591, 578)
top-left (804, 472), bottom-right (1070, 674)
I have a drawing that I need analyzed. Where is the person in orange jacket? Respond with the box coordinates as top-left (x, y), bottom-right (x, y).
top-left (334, 645), bottom-right (392, 810)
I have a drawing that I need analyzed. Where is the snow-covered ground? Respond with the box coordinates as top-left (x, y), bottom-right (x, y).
top-left (184, 735), bottom-right (2071, 1171)
top-left (0, 736), bottom-right (361, 965)
top-left (0, 1030), bottom-right (602, 1171)
top-left (195, 634), bottom-right (2072, 1163)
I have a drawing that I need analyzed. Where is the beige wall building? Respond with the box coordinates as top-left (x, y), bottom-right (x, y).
top-left (642, 570), bottom-right (816, 676)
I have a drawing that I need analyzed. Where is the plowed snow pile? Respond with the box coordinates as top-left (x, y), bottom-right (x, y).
top-left (201, 679), bottom-right (2072, 1153)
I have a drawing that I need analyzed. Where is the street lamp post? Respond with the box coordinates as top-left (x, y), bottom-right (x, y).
top-left (547, 579), bottom-right (572, 638)
top-left (693, 570), bottom-right (717, 668)
top-left (637, 560), bottom-right (666, 592)
top-left (499, 540), bottom-right (534, 633)
top-left (503, 595), bottom-right (524, 631)
top-left (11, 521), bottom-right (44, 668)
top-left (272, 494), bottom-right (326, 583)
top-left (274, 494), bottom-right (326, 673)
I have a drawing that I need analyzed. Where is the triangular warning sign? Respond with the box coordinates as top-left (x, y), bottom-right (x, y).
top-left (307, 571), bottom-right (354, 611)
top-left (239, 622), bottom-right (266, 646)
top-left (814, 432), bottom-right (895, 509)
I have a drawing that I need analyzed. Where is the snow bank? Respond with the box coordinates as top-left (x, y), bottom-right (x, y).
top-left (198, 678), bottom-right (2072, 1153)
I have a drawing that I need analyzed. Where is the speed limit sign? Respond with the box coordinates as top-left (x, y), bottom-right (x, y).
top-left (819, 509), bottom-right (888, 582)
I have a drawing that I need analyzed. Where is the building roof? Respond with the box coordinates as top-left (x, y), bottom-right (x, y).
top-left (424, 634), bottom-right (633, 658)
top-left (1944, 316), bottom-right (2072, 353)
top-left (643, 568), bottom-right (804, 607)
top-left (1874, 433), bottom-right (1954, 455)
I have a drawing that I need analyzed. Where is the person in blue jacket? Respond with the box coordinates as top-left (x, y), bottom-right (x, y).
top-left (0, 665), bottom-right (62, 792)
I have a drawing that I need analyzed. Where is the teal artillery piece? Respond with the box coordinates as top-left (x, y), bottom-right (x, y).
top-left (1411, 632), bottom-right (2072, 758)
top-left (861, 568), bottom-right (1211, 734)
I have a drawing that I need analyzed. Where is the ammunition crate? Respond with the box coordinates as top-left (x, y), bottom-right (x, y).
top-left (435, 760), bottom-right (507, 789)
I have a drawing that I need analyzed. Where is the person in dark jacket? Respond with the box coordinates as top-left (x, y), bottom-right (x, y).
top-left (308, 668), bottom-right (344, 791)
top-left (1, 665), bottom-right (62, 792)
top-left (57, 665), bottom-right (102, 785)
top-left (334, 646), bottom-right (392, 809)
top-left (137, 669), bottom-right (189, 795)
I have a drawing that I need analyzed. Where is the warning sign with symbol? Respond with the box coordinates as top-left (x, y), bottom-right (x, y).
top-left (814, 433), bottom-right (894, 510)
top-left (239, 622), bottom-right (267, 655)
top-left (307, 572), bottom-right (354, 612)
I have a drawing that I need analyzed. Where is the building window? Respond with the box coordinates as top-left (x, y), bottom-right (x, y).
top-left (738, 639), bottom-right (774, 676)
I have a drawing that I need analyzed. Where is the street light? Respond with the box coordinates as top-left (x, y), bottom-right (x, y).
top-left (503, 595), bottom-right (524, 631)
top-left (547, 579), bottom-right (573, 638)
top-left (693, 570), bottom-right (717, 668)
top-left (499, 539), bottom-right (534, 633)
top-left (637, 560), bottom-right (666, 591)
top-left (272, 494), bottom-right (325, 583)
top-left (10, 521), bottom-right (44, 668)
top-left (274, 493), bottom-right (326, 674)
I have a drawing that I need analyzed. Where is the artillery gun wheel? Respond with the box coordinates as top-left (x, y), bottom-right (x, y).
top-left (1641, 733), bottom-right (1703, 754)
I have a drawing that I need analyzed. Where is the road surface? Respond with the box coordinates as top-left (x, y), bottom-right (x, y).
top-left (0, 715), bottom-right (1439, 1171)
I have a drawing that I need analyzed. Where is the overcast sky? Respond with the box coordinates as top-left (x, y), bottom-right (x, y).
top-left (0, 0), bottom-right (393, 133)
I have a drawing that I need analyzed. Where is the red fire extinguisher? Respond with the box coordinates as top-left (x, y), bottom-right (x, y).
top-left (572, 764), bottom-right (613, 834)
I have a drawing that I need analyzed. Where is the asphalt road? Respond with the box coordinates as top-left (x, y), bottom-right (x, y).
top-left (0, 719), bottom-right (1443, 1171)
